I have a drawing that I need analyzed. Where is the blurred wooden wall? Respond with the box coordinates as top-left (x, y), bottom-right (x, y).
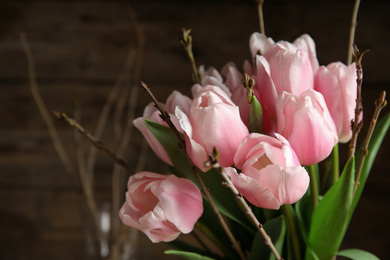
top-left (0, 0), bottom-right (389, 259)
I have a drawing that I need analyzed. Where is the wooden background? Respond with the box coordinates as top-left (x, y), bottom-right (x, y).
top-left (1, 0), bottom-right (389, 259)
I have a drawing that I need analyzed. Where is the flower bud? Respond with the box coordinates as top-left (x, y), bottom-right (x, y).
top-left (275, 90), bottom-right (338, 165)
top-left (176, 85), bottom-right (249, 171)
top-left (314, 62), bottom-right (359, 143)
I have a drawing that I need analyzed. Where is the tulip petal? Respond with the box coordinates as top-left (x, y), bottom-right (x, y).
top-left (158, 176), bottom-right (203, 233)
top-left (225, 167), bottom-right (280, 209)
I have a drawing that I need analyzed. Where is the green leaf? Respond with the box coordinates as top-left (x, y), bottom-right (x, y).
top-left (168, 239), bottom-right (223, 260)
top-left (352, 111), bottom-right (390, 213)
top-left (249, 95), bottom-right (264, 133)
top-left (165, 250), bottom-right (217, 260)
top-left (248, 215), bottom-right (286, 260)
top-left (337, 249), bottom-right (380, 260)
top-left (145, 120), bottom-right (253, 231)
top-left (306, 157), bottom-right (355, 260)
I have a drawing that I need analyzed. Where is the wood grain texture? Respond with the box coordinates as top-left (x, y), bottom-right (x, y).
top-left (0, 1), bottom-right (389, 259)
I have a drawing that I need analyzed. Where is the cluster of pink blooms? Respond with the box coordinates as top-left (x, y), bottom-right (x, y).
top-left (119, 33), bottom-right (358, 242)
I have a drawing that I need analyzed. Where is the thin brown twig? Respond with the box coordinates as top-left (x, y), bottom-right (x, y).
top-left (353, 91), bottom-right (387, 195)
top-left (140, 81), bottom-right (246, 260)
top-left (111, 5), bottom-right (145, 258)
top-left (181, 28), bottom-right (201, 83)
top-left (256, 0), bottom-right (265, 35)
top-left (208, 158), bottom-right (282, 260)
top-left (348, 45), bottom-right (368, 159)
top-left (85, 52), bottom-right (131, 189)
top-left (73, 103), bottom-right (105, 248)
top-left (347, 0), bottom-right (361, 65)
top-left (53, 111), bottom-right (134, 175)
top-left (20, 32), bottom-right (75, 178)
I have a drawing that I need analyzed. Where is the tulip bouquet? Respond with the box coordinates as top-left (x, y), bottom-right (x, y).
top-left (118, 5), bottom-right (390, 260)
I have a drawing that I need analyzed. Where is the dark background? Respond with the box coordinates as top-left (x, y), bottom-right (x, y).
top-left (1, 0), bottom-right (389, 259)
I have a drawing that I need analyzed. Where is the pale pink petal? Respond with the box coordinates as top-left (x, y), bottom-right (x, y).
top-left (225, 167), bottom-right (280, 209)
top-left (133, 118), bottom-right (172, 165)
top-left (158, 176), bottom-right (203, 233)
top-left (293, 34), bottom-right (319, 72)
top-left (258, 165), bottom-right (309, 205)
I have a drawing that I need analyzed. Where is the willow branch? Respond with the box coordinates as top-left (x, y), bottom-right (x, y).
top-left (210, 162), bottom-right (282, 260)
top-left (353, 91), bottom-right (387, 195)
top-left (347, 0), bottom-right (361, 65)
top-left (348, 45), bottom-right (368, 159)
top-left (111, 6), bottom-right (146, 258)
top-left (20, 32), bottom-right (75, 178)
top-left (53, 111), bottom-right (133, 175)
top-left (256, 0), bottom-right (265, 35)
top-left (140, 81), bottom-right (246, 260)
top-left (73, 104), bottom-right (105, 246)
top-left (180, 28), bottom-right (201, 83)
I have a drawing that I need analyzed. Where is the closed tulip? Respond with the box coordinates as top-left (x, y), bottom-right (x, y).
top-left (228, 133), bottom-right (309, 209)
top-left (119, 172), bottom-right (203, 243)
top-left (275, 89), bottom-right (338, 165)
top-left (176, 85), bottom-right (249, 171)
top-left (314, 62), bottom-right (358, 143)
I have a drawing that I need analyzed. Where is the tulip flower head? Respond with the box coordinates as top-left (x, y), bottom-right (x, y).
top-left (119, 172), bottom-right (203, 243)
top-left (228, 133), bottom-right (309, 209)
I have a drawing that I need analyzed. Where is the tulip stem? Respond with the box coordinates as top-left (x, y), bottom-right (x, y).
top-left (282, 204), bottom-right (301, 260)
top-left (308, 165), bottom-right (319, 209)
top-left (330, 144), bottom-right (340, 185)
top-left (354, 91), bottom-right (387, 196)
top-left (140, 81), bottom-right (246, 260)
top-left (209, 160), bottom-right (282, 260)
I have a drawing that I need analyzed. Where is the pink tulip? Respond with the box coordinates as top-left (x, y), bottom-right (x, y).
top-left (253, 45), bottom-right (314, 133)
top-left (119, 171), bottom-right (203, 243)
top-left (176, 85), bottom-right (249, 171)
top-left (260, 43), bottom-right (314, 97)
top-left (133, 91), bottom-right (192, 165)
top-left (228, 133), bottom-right (309, 209)
top-left (275, 89), bottom-right (338, 165)
top-left (314, 62), bottom-right (358, 143)
top-left (249, 33), bottom-right (319, 134)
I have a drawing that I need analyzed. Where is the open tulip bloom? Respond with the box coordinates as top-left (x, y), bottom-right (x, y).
top-left (120, 14), bottom-right (389, 260)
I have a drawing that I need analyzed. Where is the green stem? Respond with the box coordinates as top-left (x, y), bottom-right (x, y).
top-left (330, 144), bottom-right (340, 185)
top-left (308, 165), bottom-right (319, 209)
top-left (282, 204), bottom-right (301, 260)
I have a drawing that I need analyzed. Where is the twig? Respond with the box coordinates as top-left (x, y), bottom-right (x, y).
top-left (208, 158), bottom-right (282, 260)
top-left (348, 45), bottom-right (368, 159)
top-left (180, 28), bottom-right (201, 83)
top-left (353, 91), bottom-right (387, 195)
top-left (111, 5), bottom-right (146, 259)
top-left (347, 0), bottom-right (361, 65)
top-left (140, 81), bottom-right (246, 260)
top-left (53, 111), bottom-right (133, 175)
top-left (256, 0), bottom-right (266, 35)
top-left (20, 32), bottom-right (75, 178)
top-left (73, 103), bottom-right (105, 248)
